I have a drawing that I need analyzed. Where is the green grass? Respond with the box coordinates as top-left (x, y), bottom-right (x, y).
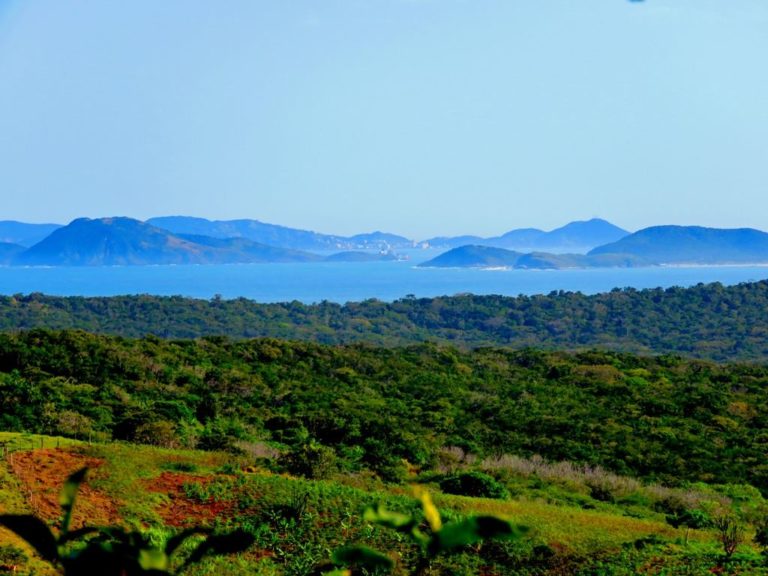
top-left (2, 433), bottom-right (768, 575)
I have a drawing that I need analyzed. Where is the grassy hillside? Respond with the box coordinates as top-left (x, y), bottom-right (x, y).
top-left (4, 280), bottom-right (768, 360)
top-left (2, 434), bottom-right (766, 575)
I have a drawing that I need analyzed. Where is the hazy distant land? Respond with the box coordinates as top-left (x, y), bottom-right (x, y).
top-left (2, 216), bottom-right (768, 268)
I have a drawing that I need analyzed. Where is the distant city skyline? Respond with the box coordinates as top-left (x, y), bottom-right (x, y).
top-left (1, 1), bottom-right (767, 238)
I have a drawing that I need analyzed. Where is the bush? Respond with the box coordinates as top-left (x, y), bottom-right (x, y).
top-left (440, 471), bottom-right (509, 499)
top-left (280, 441), bottom-right (337, 480)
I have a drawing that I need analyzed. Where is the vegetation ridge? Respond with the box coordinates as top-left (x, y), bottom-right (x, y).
top-left (3, 279), bottom-right (768, 361)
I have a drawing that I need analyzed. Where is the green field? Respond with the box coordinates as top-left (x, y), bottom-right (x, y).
top-left (2, 433), bottom-right (767, 575)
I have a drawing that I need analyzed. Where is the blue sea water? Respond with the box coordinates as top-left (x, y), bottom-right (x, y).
top-left (1, 257), bottom-right (767, 304)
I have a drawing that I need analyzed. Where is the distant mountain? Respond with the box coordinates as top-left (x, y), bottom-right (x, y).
top-left (424, 218), bottom-right (630, 253)
top-left (423, 223), bottom-right (768, 269)
top-left (0, 242), bottom-right (25, 265)
top-left (0, 221), bottom-right (62, 247)
top-left (148, 216), bottom-right (414, 251)
top-left (533, 219), bottom-right (630, 252)
top-left (418, 245), bottom-right (524, 268)
top-left (420, 245), bottom-right (653, 269)
top-left (14, 217), bottom-right (321, 266)
top-left (589, 226), bottom-right (768, 264)
top-left (493, 228), bottom-right (547, 248)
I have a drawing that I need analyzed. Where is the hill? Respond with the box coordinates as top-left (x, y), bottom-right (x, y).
top-left (13, 217), bottom-right (322, 266)
top-left (148, 215), bottom-right (414, 251)
top-left (533, 218), bottom-right (630, 251)
top-left (0, 220), bottom-right (62, 247)
top-left (417, 245), bottom-right (524, 267)
top-left (5, 280), bottom-right (768, 362)
top-left (590, 225), bottom-right (768, 264)
top-left (419, 246), bottom-right (650, 269)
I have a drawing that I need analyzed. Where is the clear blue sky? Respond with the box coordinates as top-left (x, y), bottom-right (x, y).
top-left (1, 1), bottom-right (766, 239)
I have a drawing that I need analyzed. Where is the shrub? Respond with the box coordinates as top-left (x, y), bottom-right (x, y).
top-left (280, 442), bottom-right (337, 480)
top-left (713, 514), bottom-right (744, 560)
top-left (133, 420), bottom-right (179, 449)
top-left (440, 471), bottom-right (509, 499)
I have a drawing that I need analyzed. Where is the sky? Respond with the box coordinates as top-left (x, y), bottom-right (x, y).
top-left (1, 1), bottom-right (767, 239)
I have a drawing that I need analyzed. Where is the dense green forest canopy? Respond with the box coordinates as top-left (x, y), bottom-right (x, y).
top-left (2, 329), bottom-right (768, 493)
top-left (2, 280), bottom-right (768, 361)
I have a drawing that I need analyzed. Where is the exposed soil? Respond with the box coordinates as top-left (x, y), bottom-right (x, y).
top-left (8, 448), bottom-right (120, 530)
top-left (144, 472), bottom-right (238, 527)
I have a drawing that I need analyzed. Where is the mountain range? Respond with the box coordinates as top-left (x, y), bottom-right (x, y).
top-left (0, 216), bottom-right (626, 255)
top-left (146, 216), bottom-right (413, 252)
top-left (419, 226), bottom-right (768, 269)
top-left (423, 218), bottom-right (629, 252)
top-left (7, 218), bottom-right (402, 266)
top-left (2, 216), bottom-right (768, 268)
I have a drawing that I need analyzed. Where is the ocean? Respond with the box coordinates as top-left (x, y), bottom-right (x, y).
top-left (1, 257), bottom-right (767, 303)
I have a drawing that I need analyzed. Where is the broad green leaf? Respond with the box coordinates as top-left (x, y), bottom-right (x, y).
top-left (182, 529), bottom-right (255, 567)
top-left (139, 548), bottom-right (169, 571)
top-left (332, 545), bottom-right (394, 570)
top-left (431, 516), bottom-right (527, 554)
top-left (58, 526), bottom-right (101, 545)
top-left (60, 467), bottom-right (88, 535)
top-left (363, 505), bottom-right (414, 530)
top-left (363, 505), bottom-right (428, 545)
top-left (0, 515), bottom-right (58, 562)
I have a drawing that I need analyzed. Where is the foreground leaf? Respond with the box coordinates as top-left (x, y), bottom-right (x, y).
top-left (60, 467), bottom-right (88, 535)
top-left (431, 516), bottom-right (527, 553)
top-left (182, 529), bottom-right (255, 567)
top-left (0, 515), bottom-right (59, 562)
top-left (332, 545), bottom-right (394, 571)
top-left (363, 505), bottom-right (415, 531)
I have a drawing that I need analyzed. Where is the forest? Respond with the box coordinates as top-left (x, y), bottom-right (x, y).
top-left (2, 279), bottom-right (768, 361)
top-left (2, 329), bottom-right (768, 491)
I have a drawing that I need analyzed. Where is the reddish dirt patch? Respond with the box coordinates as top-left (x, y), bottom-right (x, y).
top-left (144, 472), bottom-right (237, 527)
top-left (8, 448), bottom-right (120, 530)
